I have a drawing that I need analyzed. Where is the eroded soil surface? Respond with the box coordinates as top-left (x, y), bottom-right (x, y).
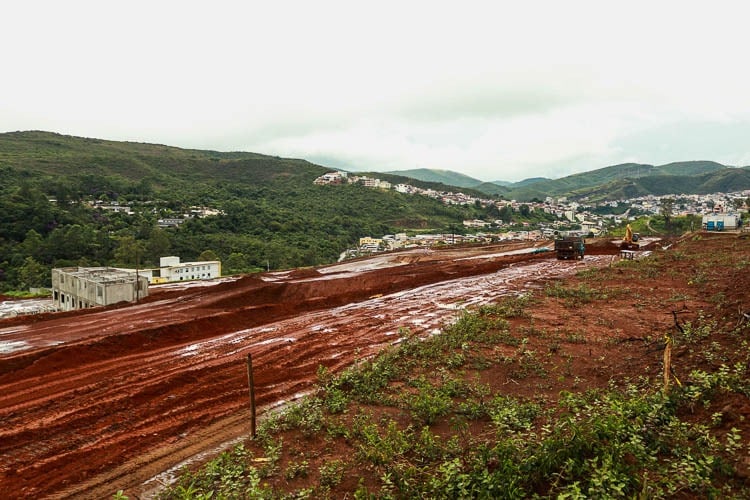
top-left (0, 237), bottom-right (708, 498)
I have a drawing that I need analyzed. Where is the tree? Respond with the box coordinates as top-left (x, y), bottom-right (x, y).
top-left (519, 204), bottom-right (531, 217)
top-left (114, 235), bottom-right (146, 267)
top-left (198, 249), bottom-right (220, 261)
top-left (498, 205), bottom-right (512, 223)
top-left (660, 198), bottom-right (674, 229)
top-left (145, 227), bottom-right (171, 265)
top-left (225, 252), bottom-right (249, 274)
top-left (18, 256), bottom-right (49, 290)
top-left (485, 203), bottom-right (500, 218)
top-left (20, 229), bottom-right (44, 260)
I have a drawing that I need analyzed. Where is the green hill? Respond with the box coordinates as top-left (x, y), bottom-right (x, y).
top-left (695, 167), bottom-right (750, 194)
top-left (358, 171), bottom-right (490, 198)
top-left (0, 130), bottom-right (328, 190)
top-left (511, 177), bottom-right (549, 188)
top-left (0, 131), bottom-right (500, 292)
top-left (384, 168), bottom-right (484, 189)
top-left (378, 168), bottom-right (555, 197)
top-left (489, 179), bottom-right (513, 187)
top-left (504, 161), bottom-right (745, 201)
top-left (562, 168), bottom-right (750, 203)
top-left (473, 181), bottom-right (510, 196)
top-left (655, 160), bottom-right (725, 176)
top-left (380, 168), bottom-right (551, 197)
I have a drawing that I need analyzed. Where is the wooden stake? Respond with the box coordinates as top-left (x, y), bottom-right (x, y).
top-left (663, 335), bottom-right (672, 393)
top-left (247, 353), bottom-right (256, 438)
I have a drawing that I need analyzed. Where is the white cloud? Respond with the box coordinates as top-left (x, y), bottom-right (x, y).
top-left (2, 1), bottom-right (750, 181)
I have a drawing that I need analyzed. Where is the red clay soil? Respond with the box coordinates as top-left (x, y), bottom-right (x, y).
top-left (247, 232), bottom-right (750, 498)
top-left (0, 240), bottom-right (631, 498)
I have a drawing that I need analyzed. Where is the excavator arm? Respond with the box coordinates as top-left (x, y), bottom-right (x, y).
top-left (621, 223), bottom-right (639, 250)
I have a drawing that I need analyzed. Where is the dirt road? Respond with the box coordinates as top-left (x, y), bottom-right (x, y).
top-left (0, 241), bottom-right (619, 498)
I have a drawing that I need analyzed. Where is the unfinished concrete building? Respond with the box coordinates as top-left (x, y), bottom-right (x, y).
top-left (51, 267), bottom-right (149, 312)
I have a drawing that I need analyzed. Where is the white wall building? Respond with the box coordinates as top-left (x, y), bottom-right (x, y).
top-left (702, 213), bottom-right (740, 231)
top-left (147, 256), bottom-right (222, 283)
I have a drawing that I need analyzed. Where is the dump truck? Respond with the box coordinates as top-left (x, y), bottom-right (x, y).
top-left (554, 236), bottom-right (585, 260)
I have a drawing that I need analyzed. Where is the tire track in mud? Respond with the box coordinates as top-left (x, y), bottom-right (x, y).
top-left (0, 245), bottom-right (613, 497)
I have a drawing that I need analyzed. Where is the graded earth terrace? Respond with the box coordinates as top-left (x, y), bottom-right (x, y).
top-left (1, 235), bottom-right (747, 498)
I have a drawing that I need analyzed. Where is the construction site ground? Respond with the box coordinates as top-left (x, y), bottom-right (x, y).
top-left (0, 234), bottom-right (747, 498)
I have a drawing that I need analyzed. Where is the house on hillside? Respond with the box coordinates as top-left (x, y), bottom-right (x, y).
top-left (313, 171), bottom-right (346, 185)
top-left (463, 219), bottom-right (489, 228)
top-left (157, 217), bottom-right (185, 228)
top-left (95, 202), bottom-right (134, 215)
top-left (358, 237), bottom-right (383, 253)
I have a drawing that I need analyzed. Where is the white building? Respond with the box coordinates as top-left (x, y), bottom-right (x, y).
top-left (702, 213), bottom-right (740, 231)
top-left (313, 171), bottom-right (346, 185)
top-left (98, 204), bottom-right (134, 215)
top-left (145, 256), bottom-right (222, 283)
top-left (463, 219), bottom-right (489, 228)
top-left (360, 177), bottom-right (379, 188)
top-left (157, 218), bottom-right (185, 228)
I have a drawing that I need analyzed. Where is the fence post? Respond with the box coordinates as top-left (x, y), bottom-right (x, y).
top-left (247, 353), bottom-right (256, 438)
top-left (663, 335), bottom-right (672, 393)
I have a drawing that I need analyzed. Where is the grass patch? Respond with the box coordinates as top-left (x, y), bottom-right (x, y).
top-left (544, 282), bottom-right (630, 306)
top-left (2, 289), bottom-right (51, 299)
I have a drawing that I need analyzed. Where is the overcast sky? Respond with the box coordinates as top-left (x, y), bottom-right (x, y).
top-left (2, 1), bottom-right (749, 182)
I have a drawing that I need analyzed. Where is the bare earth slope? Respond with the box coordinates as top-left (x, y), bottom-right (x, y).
top-left (1, 240), bottom-right (622, 498)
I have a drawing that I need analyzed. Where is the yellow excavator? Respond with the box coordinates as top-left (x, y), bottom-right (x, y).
top-left (621, 223), bottom-right (640, 250)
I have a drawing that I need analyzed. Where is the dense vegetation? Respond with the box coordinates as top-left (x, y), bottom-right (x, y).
top-left (0, 132), bottom-right (503, 292)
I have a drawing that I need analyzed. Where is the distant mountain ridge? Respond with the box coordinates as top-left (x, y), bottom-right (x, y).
top-left (381, 161), bottom-right (747, 201)
top-left (502, 161), bottom-right (746, 201)
top-left (382, 169), bottom-right (552, 196)
top-left (565, 166), bottom-right (750, 202)
top-left (384, 168), bottom-right (484, 189)
top-left (3, 131), bottom-right (747, 203)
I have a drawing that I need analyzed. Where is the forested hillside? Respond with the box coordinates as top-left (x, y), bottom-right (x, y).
top-left (504, 161), bottom-right (749, 201)
top-left (378, 161), bottom-right (747, 201)
top-left (0, 132), bottom-right (495, 292)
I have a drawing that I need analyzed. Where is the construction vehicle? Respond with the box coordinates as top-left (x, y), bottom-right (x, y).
top-left (554, 235), bottom-right (585, 260)
top-left (620, 224), bottom-right (640, 250)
